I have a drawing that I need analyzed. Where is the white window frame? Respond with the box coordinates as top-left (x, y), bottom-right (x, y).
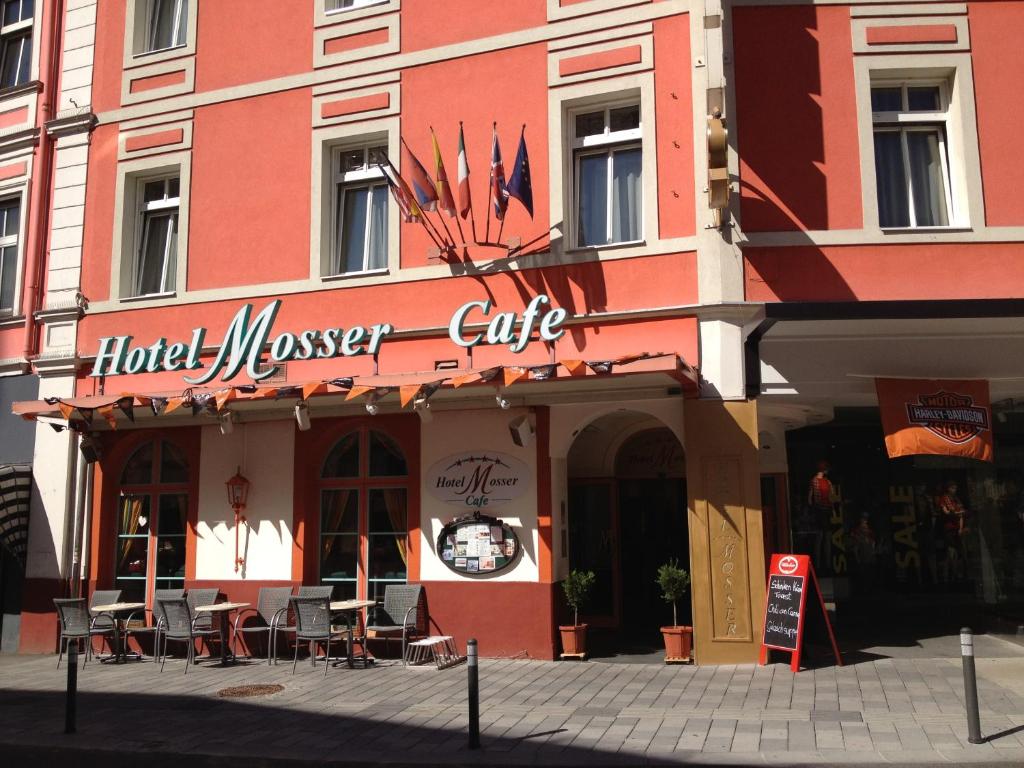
top-left (325, 0), bottom-right (386, 14)
top-left (0, 0), bottom-right (32, 90)
top-left (132, 175), bottom-right (180, 298)
top-left (0, 194), bottom-right (22, 316)
top-left (569, 101), bottom-right (643, 248)
top-left (143, 0), bottom-right (187, 55)
top-left (871, 80), bottom-right (955, 230)
top-left (124, 0), bottom-right (198, 69)
top-left (329, 144), bottom-right (389, 277)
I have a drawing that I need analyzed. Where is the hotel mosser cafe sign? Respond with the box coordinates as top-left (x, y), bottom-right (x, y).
top-left (89, 296), bottom-right (568, 383)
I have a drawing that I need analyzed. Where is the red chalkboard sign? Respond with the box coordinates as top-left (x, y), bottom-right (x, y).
top-left (759, 554), bottom-right (842, 672)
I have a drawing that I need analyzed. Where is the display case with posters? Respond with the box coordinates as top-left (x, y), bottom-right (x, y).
top-left (436, 513), bottom-right (520, 575)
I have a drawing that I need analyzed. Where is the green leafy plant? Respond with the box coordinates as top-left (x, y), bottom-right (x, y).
top-left (562, 569), bottom-right (596, 627)
top-left (656, 559), bottom-right (690, 627)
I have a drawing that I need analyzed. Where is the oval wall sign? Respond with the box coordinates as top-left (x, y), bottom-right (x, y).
top-left (426, 452), bottom-right (530, 510)
top-left (436, 514), bottom-right (521, 575)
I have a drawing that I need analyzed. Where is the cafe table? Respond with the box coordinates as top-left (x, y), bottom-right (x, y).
top-left (194, 601), bottom-right (250, 666)
top-left (329, 599), bottom-right (376, 668)
top-left (90, 602), bottom-right (146, 663)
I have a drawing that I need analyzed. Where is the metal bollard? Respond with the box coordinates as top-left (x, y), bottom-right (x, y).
top-left (960, 627), bottom-right (983, 744)
top-left (65, 640), bottom-right (78, 735)
top-left (467, 638), bottom-right (480, 750)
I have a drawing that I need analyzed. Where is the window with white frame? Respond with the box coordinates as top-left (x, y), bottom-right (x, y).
top-left (133, 176), bottom-right (179, 297)
top-left (330, 144), bottom-right (388, 276)
top-left (572, 103), bottom-right (642, 247)
top-left (143, 0), bottom-right (187, 54)
top-left (0, 0), bottom-right (32, 89)
top-left (871, 82), bottom-right (954, 229)
top-left (0, 196), bottom-right (19, 314)
top-left (326, 0), bottom-right (384, 13)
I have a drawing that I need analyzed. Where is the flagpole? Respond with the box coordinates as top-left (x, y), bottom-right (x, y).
top-left (462, 121), bottom-right (479, 244)
top-left (382, 155), bottom-right (447, 251)
top-left (484, 121), bottom-right (495, 244)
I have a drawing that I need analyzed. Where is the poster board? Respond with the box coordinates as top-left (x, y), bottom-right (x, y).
top-left (436, 513), bottom-right (520, 575)
top-left (759, 554), bottom-right (842, 672)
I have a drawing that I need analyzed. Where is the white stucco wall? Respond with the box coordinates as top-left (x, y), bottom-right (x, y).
top-left (419, 407), bottom-right (539, 582)
top-left (195, 420), bottom-right (294, 581)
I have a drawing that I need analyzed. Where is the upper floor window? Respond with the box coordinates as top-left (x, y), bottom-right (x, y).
top-left (144, 0), bottom-right (187, 54)
top-left (133, 176), bottom-right (179, 297)
top-left (330, 144), bottom-right (388, 276)
top-left (572, 103), bottom-right (642, 247)
top-left (0, 196), bottom-right (19, 314)
top-left (0, 0), bottom-right (32, 89)
top-left (871, 83), bottom-right (953, 229)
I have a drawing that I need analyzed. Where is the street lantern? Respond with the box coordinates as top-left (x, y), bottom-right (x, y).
top-left (225, 467), bottom-right (250, 572)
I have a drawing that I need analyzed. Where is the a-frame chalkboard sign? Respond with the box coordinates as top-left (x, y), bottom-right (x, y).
top-left (758, 554), bottom-right (842, 672)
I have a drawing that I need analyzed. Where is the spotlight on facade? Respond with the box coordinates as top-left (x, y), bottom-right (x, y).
top-left (508, 415), bottom-right (534, 448)
top-left (80, 436), bottom-right (101, 463)
top-left (413, 395), bottom-right (433, 423)
top-left (219, 411), bottom-right (235, 435)
top-left (366, 401), bottom-right (380, 416)
top-left (495, 393), bottom-right (510, 410)
top-left (294, 401), bottom-right (311, 431)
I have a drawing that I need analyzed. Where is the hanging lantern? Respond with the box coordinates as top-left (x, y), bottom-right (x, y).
top-left (225, 467), bottom-right (251, 573)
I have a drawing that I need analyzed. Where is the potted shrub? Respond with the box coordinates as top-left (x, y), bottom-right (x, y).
top-left (559, 569), bottom-right (595, 657)
top-left (656, 559), bottom-right (693, 663)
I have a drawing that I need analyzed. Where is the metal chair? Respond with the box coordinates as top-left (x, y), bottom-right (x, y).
top-left (366, 584), bottom-right (423, 665)
top-left (156, 597), bottom-right (217, 674)
top-left (123, 588), bottom-right (184, 661)
top-left (271, 586), bottom-right (332, 664)
top-left (186, 588), bottom-right (220, 659)
top-left (88, 589), bottom-right (122, 658)
top-left (231, 586), bottom-right (293, 664)
top-left (289, 596), bottom-right (349, 676)
top-left (55, 598), bottom-right (111, 668)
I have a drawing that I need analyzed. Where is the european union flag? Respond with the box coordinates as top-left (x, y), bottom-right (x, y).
top-left (506, 128), bottom-right (533, 218)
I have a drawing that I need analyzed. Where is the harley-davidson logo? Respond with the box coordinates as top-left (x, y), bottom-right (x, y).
top-left (906, 391), bottom-right (990, 445)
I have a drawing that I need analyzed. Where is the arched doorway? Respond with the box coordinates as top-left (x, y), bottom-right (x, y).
top-left (567, 411), bottom-right (690, 657)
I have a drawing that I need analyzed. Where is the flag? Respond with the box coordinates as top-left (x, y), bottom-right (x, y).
top-left (431, 128), bottom-right (456, 217)
top-left (489, 125), bottom-right (508, 220)
top-left (506, 127), bottom-right (533, 218)
top-left (402, 139), bottom-right (438, 212)
top-left (457, 123), bottom-right (471, 219)
top-left (379, 156), bottom-right (422, 223)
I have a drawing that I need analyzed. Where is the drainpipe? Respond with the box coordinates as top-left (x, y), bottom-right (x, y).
top-left (59, 431), bottom-right (81, 597)
top-left (20, 0), bottom-right (63, 363)
top-left (76, 459), bottom-right (95, 599)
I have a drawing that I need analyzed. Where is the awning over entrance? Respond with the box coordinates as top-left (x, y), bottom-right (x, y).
top-left (0, 463), bottom-right (31, 566)
top-left (12, 353), bottom-right (698, 426)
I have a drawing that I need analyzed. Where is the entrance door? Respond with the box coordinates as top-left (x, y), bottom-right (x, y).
top-left (568, 481), bottom-right (618, 626)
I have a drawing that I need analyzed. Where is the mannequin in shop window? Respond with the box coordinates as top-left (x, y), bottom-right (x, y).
top-left (915, 483), bottom-right (942, 587)
top-left (849, 511), bottom-right (878, 593)
top-left (937, 481), bottom-right (968, 582)
top-left (807, 461), bottom-right (837, 572)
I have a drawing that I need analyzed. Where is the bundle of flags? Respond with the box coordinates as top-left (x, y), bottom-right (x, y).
top-left (377, 122), bottom-right (534, 254)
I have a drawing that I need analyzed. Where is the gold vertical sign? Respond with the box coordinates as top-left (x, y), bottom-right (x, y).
top-left (704, 457), bottom-right (752, 642)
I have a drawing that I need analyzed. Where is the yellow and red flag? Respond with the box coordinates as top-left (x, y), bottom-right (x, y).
top-left (431, 128), bottom-right (456, 217)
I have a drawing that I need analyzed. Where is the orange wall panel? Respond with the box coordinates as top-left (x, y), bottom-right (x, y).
top-left (401, 0), bottom-right (545, 53)
top-left (733, 5), bottom-right (862, 232)
top-left (745, 244), bottom-right (1024, 302)
top-left (80, 123), bottom-right (120, 304)
top-left (399, 45), bottom-right (549, 269)
top-left (969, 2), bottom-right (1024, 227)
top-left (864, 24), bottom-right (958, 45)
top-left (129, 69), bottom-right (186, 94)
top-left (123, 128), bottom-right (184, 152)
top-left (0, 106), bottom-right (27, 128)
top-left (92, 2), bottom-right (127, 113)
top-left (654, 14), bottom-right (695, 239)
top-left (195, 0), bottom-right (312, 92)
top-left (187, 90), bottom-right (313, 290)
top-left (323, 27), bottom-right (390, 56)
top-left (558, 45), bottom-right (643, 77)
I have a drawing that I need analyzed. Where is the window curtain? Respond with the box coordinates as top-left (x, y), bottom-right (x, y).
top-left (367, 185), bottom-right (388, 270)
top-left (118, 496), bottom-right (144, 569)
top-left (0, 244), bottom-right (16, 311)
top-left (907, 130), bottom-right (949, 227)
top-left (321, 489), bottom-right (353, 559)
top-left (873, 131), bottom-right (909, 228)
top-left (611, 148), bottom-right (642, 242)
top-left (382, 489), bottom-right (407, 566)
top-left (577, 154), bottom-right (607, 246)
top-left (340, 187), bottom-right (368, 273)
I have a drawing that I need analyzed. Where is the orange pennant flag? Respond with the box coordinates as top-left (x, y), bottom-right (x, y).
top-left (400, 384), bottom-right (422, 408)
top-left (165, 397), bottom-right (185, 415)
top-left (99, 405), bottom-right (118, 430)
top-left (561, 359), bottom-right (587, 377)
top-left (303, 381), bottom-right (326, 400)
top-left (254, 387), bottom-right (279, 399)
top-left (215, 388), bottom-right (236, 411)
top-left (451, 372), bottom-right (482, 389)
top-left (613, 353), bottom-right (646, 366)
top-left (58, 403), bottom-right (74, 420)
top-left (345, 385), bottom-right (374, 401)
top-left (504, 366), bottom-right (529, 386)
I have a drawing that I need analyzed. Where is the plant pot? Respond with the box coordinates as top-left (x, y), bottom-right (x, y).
top-left (661, 625), bottom-right (693, 663)
top-left (559, 624), bottom-right (588, 657)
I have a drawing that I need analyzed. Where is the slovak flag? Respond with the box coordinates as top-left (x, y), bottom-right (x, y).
top-left (506, 127), bottom-right (533, 218)
top-left (457, 122), bottom-right (471, 219)
top-left (490, 124), bottom-right (508, 221)
top-left (402, 139), bottom-right (438, 212)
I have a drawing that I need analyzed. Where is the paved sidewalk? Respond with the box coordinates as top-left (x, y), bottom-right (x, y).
top-left (2, 638), bottom-right (1024, 766)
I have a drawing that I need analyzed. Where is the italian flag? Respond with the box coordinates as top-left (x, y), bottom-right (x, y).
top-left (458, 123), bottom-right (471, 219)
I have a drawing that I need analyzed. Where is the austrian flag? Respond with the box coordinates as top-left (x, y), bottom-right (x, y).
top-left (458, 122), bottom-right (471, 219)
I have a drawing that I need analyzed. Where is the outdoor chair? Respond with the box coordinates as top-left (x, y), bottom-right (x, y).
top-left (232, 586), bottom-right (293, 665)
top-left (271, 585), bottom-right (332, 664)
top-left (289, 596), bottom-right (350, 676)
top-left (55, 598), bottom-right (114, 668)
top-left (366, 584), bottom-right (423, 665)
top-left (123, 588), bottom-right (184, 661)
top-left (156, 597), bottom-right (217, 674)
top-left (186, 588), bottom-right (220, 659)
top-left (88, 589), bottom-right (122, 657)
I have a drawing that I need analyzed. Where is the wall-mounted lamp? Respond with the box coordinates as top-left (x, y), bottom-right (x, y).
top-left (413, 394), bottom-right (433, 423)
top-left (225, 467), bottom-right (251, 573)
top-left (294, 401), bottom-right (311, 431)
top-left (366, 393), bottom-right (380, 416)
top-left (219, 411), bottom-right (235, 435)
top-left (80, 435), bottom-right (101, 463)
top-left (495, 392), bottom-right (510, 410)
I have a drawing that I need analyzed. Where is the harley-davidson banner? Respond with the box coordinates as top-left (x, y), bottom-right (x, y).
top-left (876, 378), bottom-right (993, 462)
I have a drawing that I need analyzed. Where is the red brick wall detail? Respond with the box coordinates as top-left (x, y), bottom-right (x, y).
top-left (321, 92), bottom-right (390, 119)
top-left (129, 69), bottom-right (187, 94)
top-left (124, 128), bottom-right (185, 153)
top-left (323, 27), bottom-right (390, 56)
top-left (558, 45), bottom-right (643, 77)
top-left (865, 24), bottom-right (958, 45)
